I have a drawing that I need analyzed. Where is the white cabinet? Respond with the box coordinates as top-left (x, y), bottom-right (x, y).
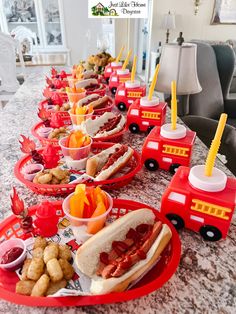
top-left (0, 0), bottom-right (67, 53)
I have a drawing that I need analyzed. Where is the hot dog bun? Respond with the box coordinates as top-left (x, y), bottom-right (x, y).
top-left (75, 79), bottom-right (98, 89)
top-left (77, 95), bottom-right (109, 109)
top-left (86, 143), bottom-right (133, 181)
top-left (75, 208), bottom-right (172, 295)
top-left (83, 112), bottom-right (126, 138)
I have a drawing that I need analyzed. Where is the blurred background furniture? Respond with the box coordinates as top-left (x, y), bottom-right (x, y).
top-left (0, 32), bottom-right (24, 107)
top-left (181, 42), bottom-right (236, 175)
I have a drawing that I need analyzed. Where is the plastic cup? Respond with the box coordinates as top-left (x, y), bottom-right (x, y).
top-left (0, 238), bottom-right (27, 271)
top-left (62, 191), bottom-right (113, 242)
top-left (59, 136), bottom-right (92, 170)
top-left (69, 109), bottom-right (94, 130)
top-left (37, 127), bottom-right (53, 138)
top-left (66, 91), bottom-right (86, 105)
top-left (68, 77), bottom-right (80, 88)
top-left (23, 163), bottom-right (44, 181)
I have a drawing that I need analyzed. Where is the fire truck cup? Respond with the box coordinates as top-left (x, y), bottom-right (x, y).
top-left (62, 191), bottom-right (113, 243)
top-left (0, 238), bottom-right (26, 271)
top-left (23, 163), bottom-right (44, 181)
top-left (69, 109), bottom-right (94, 130)
top-left (111, 61), bottom-right (122, 67)
top-left (59, 136), bottom-right (92, 171)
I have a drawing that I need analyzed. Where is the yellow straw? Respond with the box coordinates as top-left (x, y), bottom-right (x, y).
top-left (171, 81), bottom-right (177, 130)
top-left (148, 64), bottom-right (160, 101)
top-left (205, 113), bottom-right (227, 176)
top-left (131, 55), bottom-right (137, 82)
top-left (122, 49), bottom-right (132, 70)
top-left (115, 46), bottom-right (125, 63)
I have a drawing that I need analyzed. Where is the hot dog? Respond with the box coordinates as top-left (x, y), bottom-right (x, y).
top-left (80, 70), bottom-right (98, 80)
top-left (83, 112), bottom-right (126, 138)
top-left (86, 143), bottom-right (133, 181)
top-left (77, 94), bottom-right (110, 109)
top-left (75, 79), bottom-right (103, 92)
top-left (75, 208), bottom-right (172, 294)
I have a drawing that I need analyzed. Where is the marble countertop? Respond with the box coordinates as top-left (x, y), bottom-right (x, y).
top-left (0, 70), bottom-right (235, 314)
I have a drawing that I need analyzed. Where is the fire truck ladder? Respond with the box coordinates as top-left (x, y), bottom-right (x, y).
top-left (141, 111), bottom-right (160, 120)
top-left (127, 91), bottom-right (142, 98)
top-left (162, 145), bottom-right (189, 157)
top-left (191, 199), bottom-right (231, 220)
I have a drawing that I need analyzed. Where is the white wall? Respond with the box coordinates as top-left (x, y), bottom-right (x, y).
top-left (151, 0), bottom-right (236, 51)
top-left (62, 0), bottom-right (106, 64)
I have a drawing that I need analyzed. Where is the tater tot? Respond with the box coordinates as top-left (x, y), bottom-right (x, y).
top-left (31, 274), bottom-right (50, 297)
top-left (58, 244), bottom-right (71, 261)
top-left (16, 280), bottom-right (36, 296)
top-left (27, 258), bottom-right (44, 281)
top-left (58, 259), bottom-right (75, 281)
top-left (43, 243), bottom-right (59, 264)
top-left (47, 258), bottom-right (63, 282)
top-left (32, 247), bottom-right (44, 259)
top-left (33, 237), bottom-right (47, 250)
top-left (46, 279), bottom-right (67, 296)
top-left (21, 258), bottom-right (32, 280)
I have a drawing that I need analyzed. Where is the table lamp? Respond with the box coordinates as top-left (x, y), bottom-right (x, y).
top-left (155, 39), bottom-right (202, 115)
top-left (161, 11), bottom-right (176, 44)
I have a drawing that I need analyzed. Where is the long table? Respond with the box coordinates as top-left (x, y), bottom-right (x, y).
top-left (0, 71), bottom-right (235, 314)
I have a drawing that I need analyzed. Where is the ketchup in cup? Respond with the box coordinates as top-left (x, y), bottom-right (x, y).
top-left (63, 184), bottom-right (113, 243)
top-left (0, 238), bottom-right (26, 271)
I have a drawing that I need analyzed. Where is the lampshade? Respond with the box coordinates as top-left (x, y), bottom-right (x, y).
top-left (155, 43), bottom-right (202, 95)
top-left (160, 12), bottom-right (176, 30)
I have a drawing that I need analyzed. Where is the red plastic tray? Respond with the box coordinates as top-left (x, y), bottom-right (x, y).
top-left (39, 96), bottom-right (115, 118)
top-left (0, 199), bottom-right (181, 307)
top-left (14, 142), bottom-right (142, 195)
top-left (31, 122), bottom-right (127, 146)
top-left (38, 100), bottom-right (71, 125)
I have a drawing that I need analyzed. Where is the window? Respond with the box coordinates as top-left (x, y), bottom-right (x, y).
top-left (118, 90), bottom-right (125, 96)
top-left (147, 141), bottom-right (159, 150)
top-left (111, 77), bottom-right (118, 82)
top-left (168, 192), bottom-right (186, 204)
top-left (130, 109), bottom-right (139, 116)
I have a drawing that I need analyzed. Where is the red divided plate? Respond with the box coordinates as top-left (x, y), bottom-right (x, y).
top-left (0, 199), bottom-right (181, 307)
top-left (31, 122), bottom-right (126, 146)
top-left (14, 142), bottom-right (142, 195)
top-left (39, 100), bottom-right (71, 125)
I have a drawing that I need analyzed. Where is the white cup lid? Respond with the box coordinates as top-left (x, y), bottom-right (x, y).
top-left (117, 69), bottom-right (130, 75)
top-left (140, 96), bottom-right (159, 107)
top-left (188, 165), bottom-right (227, 192)
top-left (111, 61), bottom-right (122, 67)
top-left (160, 123), bottom-right (187, 139)
top-left (125, 80), bottom-right (141, 88)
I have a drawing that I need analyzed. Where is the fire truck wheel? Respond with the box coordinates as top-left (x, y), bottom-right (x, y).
top-left (166, 214), bottom-right (185, 230)
top-left (111, 87), bottom-right (117, 95)
top-left (117, 102), bottom-right (127, 111)
top-left (169, 163), bottom-right (181, 174)
top-left (199, 226), bottom-right (222, 241)
top-left (144, 158), bottom-right (159, 171)
top-left (147, 126), bottom-right (155, 134)
top-left (129, 123), bottom-right (140, 133)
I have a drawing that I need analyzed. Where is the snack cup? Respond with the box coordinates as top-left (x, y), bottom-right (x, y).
top-left (23, 163), bottom-right (44, 181)
top-left (68, 77), bottom-right (80, 88)
top-left (59, 136), bottom-right (92, 170)
top-left (66, 91), bottom-right (86, 106)
top-left (69, 109), bottom-right (94, 130)
top-left (0, 238), bottom-right (26, 271)
top-left (62, 192), bottom-right (113, 242)
top-left (37, 127), bottom-right (53, 138)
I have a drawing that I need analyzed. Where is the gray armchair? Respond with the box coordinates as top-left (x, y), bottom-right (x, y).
top-left (181, 42), bottom-right (236, 175)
